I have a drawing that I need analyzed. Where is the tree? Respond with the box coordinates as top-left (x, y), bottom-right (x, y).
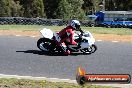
top-left (105, 0), bottom-right (115, 11)
top-left (128, 0), bottom-right (132, 10)
top-left (56, 0), bottom-right (72, 19)
top-left (82, 0), bottom-right (94, 15)
top-left (82, 0), bottom-right (102, 14)
top-left (0, 0), bottom-right (11, 17)
top-left (92, 0), bottom-right (100, 12)
top-left (20, 0), bottom-right (45, 18)
top-left (9, 0), bottom-right (22, 17)
top-left (114, 0), bottom-right (132, 11)
top-left (0, 0), bottom-right (23, 17)
top-left (32, 0), bottom-right (45, 17)
top-left (67, 0), bottom-right (86, 19)
top-left (61, 0), bottom-right (86, 19)
top-left (1, 0), bottom-right (131, 18)
top-left (44, 0), bottom-right (85, 19)
top-left (44, 0), bottom-right (59, 19)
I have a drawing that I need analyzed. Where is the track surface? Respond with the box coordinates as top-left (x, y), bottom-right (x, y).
top-left (0, 35), bottom-right (132, 81)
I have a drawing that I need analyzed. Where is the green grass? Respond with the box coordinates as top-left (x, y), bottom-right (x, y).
top-left (82, 27), bottom-right (132, 35)
top-left (0, 25), bottom-right (64, 31)
top-left (0, 25), bottom-right (132, 35)
top-left (0, 78), bottom-right (115, 88)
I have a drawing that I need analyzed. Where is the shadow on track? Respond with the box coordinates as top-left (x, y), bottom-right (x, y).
top-left (16, 50), bottom-right (91, 56)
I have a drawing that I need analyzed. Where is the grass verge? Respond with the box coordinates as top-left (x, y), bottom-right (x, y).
top-left (0, 78), bottom-right (115, 88)
top-left (0, 25), bottom-right (132, 35)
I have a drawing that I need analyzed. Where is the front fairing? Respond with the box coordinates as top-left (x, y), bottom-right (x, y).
top-left (73, 31), bottom-right (95, 46)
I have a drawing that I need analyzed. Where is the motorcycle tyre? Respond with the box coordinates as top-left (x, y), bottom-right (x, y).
top-left (80, 44), bottom-right (97, 54)
top-left (37, 38), bottom-right (52, 52)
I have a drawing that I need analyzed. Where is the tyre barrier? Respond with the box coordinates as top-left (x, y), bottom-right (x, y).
top-left (0, 17), bottom-right (92, 27)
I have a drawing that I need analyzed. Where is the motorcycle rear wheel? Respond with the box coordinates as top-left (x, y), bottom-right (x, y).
top-left (37, 38), bottom-right (52, 52)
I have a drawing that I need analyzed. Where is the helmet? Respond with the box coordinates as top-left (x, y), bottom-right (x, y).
top-left (70, 20), bottom-right (81, 30)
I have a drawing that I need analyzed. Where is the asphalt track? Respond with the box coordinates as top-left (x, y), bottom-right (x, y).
top-left (0, 35), bottom-right (132, 82)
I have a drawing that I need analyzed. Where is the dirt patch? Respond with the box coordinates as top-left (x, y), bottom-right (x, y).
top-left (0, 30), bottom-right (132, 42)
top-left (0, 30), bottom-right (40, 37)
top-left (93, 34), bottom-right (132, 42)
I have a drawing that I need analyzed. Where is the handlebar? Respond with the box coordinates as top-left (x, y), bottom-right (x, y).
top-left (78, 28), bottom-right (84, 35)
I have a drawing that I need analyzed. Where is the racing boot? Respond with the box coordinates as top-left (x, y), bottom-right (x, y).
top-left (64, 50), bottom-right (71, 55)
top-left (60, 43), bottom-right (71, 55)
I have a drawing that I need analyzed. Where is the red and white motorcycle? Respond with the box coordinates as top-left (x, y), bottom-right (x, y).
top-left (37, 28), bottom-right (97, 55)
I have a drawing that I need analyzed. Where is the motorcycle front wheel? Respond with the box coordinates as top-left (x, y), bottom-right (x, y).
top-left (80, 44), bottom-right (97, 54)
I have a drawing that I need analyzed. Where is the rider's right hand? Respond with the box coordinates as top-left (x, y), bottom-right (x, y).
top-left (79, 33), bottom-right (83, 39)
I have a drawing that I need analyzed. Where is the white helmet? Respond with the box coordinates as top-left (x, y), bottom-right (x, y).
top-left (70, 20), bottom-right (81, 30)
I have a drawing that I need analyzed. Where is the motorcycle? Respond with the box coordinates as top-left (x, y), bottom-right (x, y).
top-left (37, 28), bottom-right (97, 55)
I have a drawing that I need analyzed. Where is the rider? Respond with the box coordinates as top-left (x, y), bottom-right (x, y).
top-left (55, 20), bottom-right (83, 55)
